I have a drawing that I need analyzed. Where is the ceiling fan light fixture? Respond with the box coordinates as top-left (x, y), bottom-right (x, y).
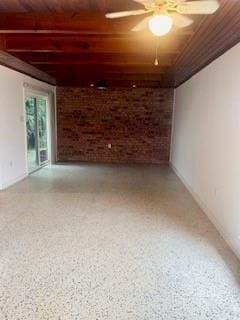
top-left (148, 14), bottom-right (173, 36)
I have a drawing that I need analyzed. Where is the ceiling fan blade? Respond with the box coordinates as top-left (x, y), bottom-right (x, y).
top-left (133, 0), bottom-right (154, 4)
top-left (177, 0), bottom-right (220, 15)
top-left (171, 13), bottom-right (193, 28)
top-left (132, 16), bottom-right (151, 32)
top-left (105, 9), bottom-right (147, 19)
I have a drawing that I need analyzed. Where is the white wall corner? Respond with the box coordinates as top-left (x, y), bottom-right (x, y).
top-left (170, 89), bottom-right (177, 163)
top-left (0, 65), bottom-right (55, 189)
top-left (170, 162), bottom-right (240, 261)
top-left (170, 43), bottom-right (240, 260)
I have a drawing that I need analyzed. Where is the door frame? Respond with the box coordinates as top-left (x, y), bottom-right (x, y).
top-left (24, 85), bottom-right (55, 174)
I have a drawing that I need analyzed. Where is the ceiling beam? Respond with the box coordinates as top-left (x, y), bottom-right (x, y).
top-left (53, 72), bottom-right (163, 81)
top-left (0, 12), bottom-right (194, 35)
top-left (4, 34), bottom-right (183, 54)
top-left (34, 64), bottom-right (167, 74)
top-left (0, 50), bottom-right (56, 85)
top-left (13, 52), bottom-right (173, 67)
top-left (0, 12), bottom-right (117, 33)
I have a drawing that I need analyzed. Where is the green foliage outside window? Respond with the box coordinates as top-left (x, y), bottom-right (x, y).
top-left (26, 97), bottom-right (47, 150)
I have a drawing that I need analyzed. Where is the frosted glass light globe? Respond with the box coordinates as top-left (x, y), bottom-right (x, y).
top-left (148, 15), bottom-right (173, 36)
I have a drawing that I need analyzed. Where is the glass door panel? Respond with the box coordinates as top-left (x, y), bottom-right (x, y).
top-left (37, 98), bottom-right (48, 165)
top-left (26, 97), bottom-right (39, 172)
top-left (25, 95), bottom-right (49, 173)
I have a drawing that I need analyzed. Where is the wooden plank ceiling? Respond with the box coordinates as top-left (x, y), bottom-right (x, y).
top-left (0, 0), bottom-right (239, 87)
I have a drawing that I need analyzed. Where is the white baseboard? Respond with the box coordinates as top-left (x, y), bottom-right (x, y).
top-left (0, 173), bottom-right (28, 190)
top-left (170, 162), bottom-right (240, 260)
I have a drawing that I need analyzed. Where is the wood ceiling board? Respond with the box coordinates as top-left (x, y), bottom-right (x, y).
top-left (0, 0), bottom-right (238, 88)
top-left (0, 12), bottom-right (195, 35)
top-left (4, 34), bottom-right (185, 55)
top-left (0, 12), bottom-right (147, 34)
top-left (12, 52), bottom-right (173, 67)
top-left (0, 0), bottom-right (142, 13)
top-left (34, 64), bottom-right (167, 75)
top-left (0, 5), bottom-right (199, 88)
top-left (47, 70), bottom-right (163, 78)
top-left (55, 74), bottom-right (166, 84)
top-left (174, 0), bottom-right (240, 87)
top-left (0, 35), bottom-right (5, 49)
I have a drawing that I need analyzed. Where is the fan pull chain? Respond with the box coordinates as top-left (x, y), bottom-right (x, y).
top-left (154, 38), bottom-right (159, 66)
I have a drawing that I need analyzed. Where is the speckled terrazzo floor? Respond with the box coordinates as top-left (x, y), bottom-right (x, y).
top-left (0, 164), bottom-right (240, 320)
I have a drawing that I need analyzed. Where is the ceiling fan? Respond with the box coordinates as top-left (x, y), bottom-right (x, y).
top-left (105, 0), bottom-right (220, 36)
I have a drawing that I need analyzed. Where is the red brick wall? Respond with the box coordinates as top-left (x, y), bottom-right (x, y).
top-left (57, 87), bottom-right (174, 164)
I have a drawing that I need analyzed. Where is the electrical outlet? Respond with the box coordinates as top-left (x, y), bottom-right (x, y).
top-left (108, 144), bottom-right (112, 149)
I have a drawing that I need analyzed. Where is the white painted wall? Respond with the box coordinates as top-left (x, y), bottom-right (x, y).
top-left (0, 65), bottom-right (55, 189)
top-left (171, 43), bottom-right (240, 258)
top-left (0, 89), bottom-right (4, 190)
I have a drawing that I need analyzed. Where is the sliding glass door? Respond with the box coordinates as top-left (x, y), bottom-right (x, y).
top-left (37, 98), bottom-right (48, 165)
top-left (25, 95), bottom-right (49, 173)
top-left (26, 97), bottom-right (38, 172)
